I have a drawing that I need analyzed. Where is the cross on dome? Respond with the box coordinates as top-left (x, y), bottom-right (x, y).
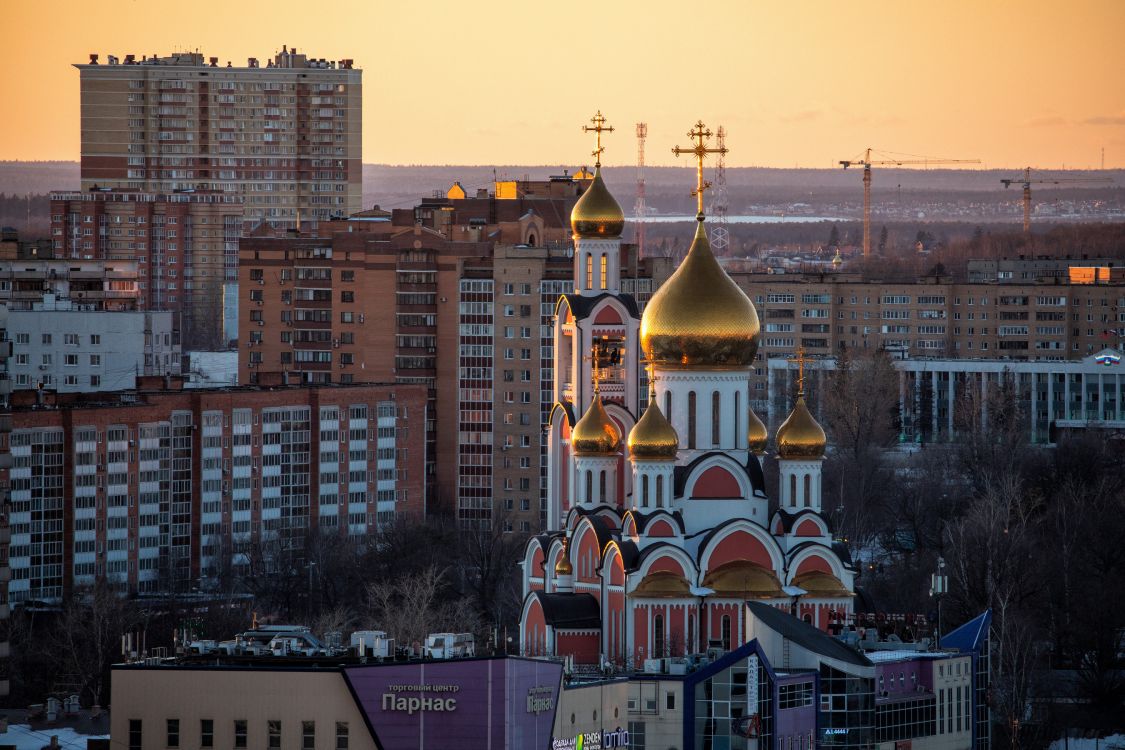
top-left (788, 345), bottom-right (809, 396)
top-left (582, 111), bottom-right (615, 167)
top-left (673, 120), bottom-right (729, 221)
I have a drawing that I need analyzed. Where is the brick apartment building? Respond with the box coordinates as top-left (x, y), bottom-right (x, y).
top-left (730, 269), bottom-right (1125, 408)
top-left (76, 47), bottom-right (361, 229)
top-left (239, 175), bottom-right (672, 531)
top-left (0, 304), bottom-right (11, 698)
top-left (6, 381), bottom-right (425, 603)
top-left (50, 188), bottom-right (243, 348)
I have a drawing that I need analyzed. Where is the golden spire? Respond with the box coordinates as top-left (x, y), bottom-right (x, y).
top-left (776, 345), bottom-right (826, 459)
top-left (555, 536), bottom-right (573, 576)
top-left (629, 363), bottom-right (678, 460)
top-left (583, 110), bottom-right (615, 168)
top-left (673, 120), bottom-right (728, 221)
top-left (572, 112), bottom-right (624, 238)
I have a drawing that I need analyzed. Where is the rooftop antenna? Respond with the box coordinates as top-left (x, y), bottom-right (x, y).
top-left (635, 122), bottom-right (647, 257)
top-left (711, 125), bottom-right (729, 255)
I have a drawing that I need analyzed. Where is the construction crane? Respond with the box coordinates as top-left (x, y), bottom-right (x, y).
top-left (840, 148), bottom-right (980, 257)
top-left (1001, 167), bottom-right (1113, 233)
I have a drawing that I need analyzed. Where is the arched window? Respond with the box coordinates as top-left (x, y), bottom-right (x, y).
top-left (804, 474), bottom-right (812, 507)
top-left (600, 254), bottom-right (608, 290)
top-left (599, 470), bottom-right (607, 503)
top-left (711, 391), bottom-right (721, 446)
top-left (734, 391), bottom-right (740, 448)
top-left (586, 255), bottom-right (593, 290)
top-left (790, 474), bottom-right (797, 506)
top-left (656, 475), bottom-right (664, 507)
top-left (653, 613), bottom-right (665, 658)
top-left (585, 471), bottom-right (593, 504)
top-left (641, 475), bottom-right (650, 508)
top-left (721, 614), bottom-right (732, 651)
top-left (527, 233), bottom-right (537, 247)
top-left (664, 391), bottom-right (672, 419)
top-left (687, 391), bottom-right (697, 449)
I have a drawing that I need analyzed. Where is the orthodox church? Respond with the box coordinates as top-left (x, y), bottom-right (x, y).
top-left (519, 115), bottom-right (856, 667)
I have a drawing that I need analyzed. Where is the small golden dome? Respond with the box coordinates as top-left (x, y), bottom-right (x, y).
top-left (554, 537), bottom-right (573, 576)
top-left (792, 571), bottom-right (854, 598)
top-left (571, 393), bottom-right (621, 456)
top-left (831, 249), bottom-right (843, 268)
top-left (627, 571), bottom-right (693, 599)
top-left (628, 398), bottom-right (679, 460)
top-left (702, 560), bottom-right (786, 599)
top-left (571, 167), bottom-right (624, 239)
top-left (747, 408), bottom-right (767, 455)
top-left (640, 221), bottom-right (760, 368)
top-left (776, 395), bottom-right (826, 459)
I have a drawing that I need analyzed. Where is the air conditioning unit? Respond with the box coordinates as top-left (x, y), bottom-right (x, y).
top-left (258, 279), bottom-right (264, 285)
top-left (257, 321), bottom-right (264, 326)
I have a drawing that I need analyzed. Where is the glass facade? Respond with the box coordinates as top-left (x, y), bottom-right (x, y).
top-left (875, 697), bottom-right (936, 743)
top-left (693, 656), bottom-right (773, 750)
top-left (818, 665), bottom-right (874, 749)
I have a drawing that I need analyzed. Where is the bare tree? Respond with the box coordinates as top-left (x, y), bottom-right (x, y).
top-left (52, 580), bottom-right (143, 707)
top-left (364, 565), bottom-right (480, 653)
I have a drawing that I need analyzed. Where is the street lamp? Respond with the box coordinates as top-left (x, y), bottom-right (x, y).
top-left (930, 557), bottom-right (948, 647)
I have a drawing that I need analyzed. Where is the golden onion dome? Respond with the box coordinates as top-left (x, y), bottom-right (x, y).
top-left (640, 221), bottom-right (760, 368)
top-left (554, 537), bottom-right (573, 576)
top-left (747, 408), bottom-right (768, 455)
top-left (702, 560), bottom-right (786, 599)
top-left (571, 167), bottom-right (625, 239)
top-left (571, 393), bottom-right (621, 456)
top-left (831, 249), bottom-right (843, 268)
top-left (627, 571), bottom-right (693, 599)
top-left (628, 397), bottom-right (679, 460)
top-left (792, 571), bottom-right (854, 598)
top-left (775, 395), bottom-right (826, 459)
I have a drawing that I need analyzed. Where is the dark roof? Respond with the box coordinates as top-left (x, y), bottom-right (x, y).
top-left (569, 506), bottom-right (619, 552)
top-left (550, 400), bottom-right (577, 428)
top-left (746, 601), bottom-right (872, 668)
top-left (615, 539), bottom-right (641, 572)
top-left (533, 591), bottom-right (602, 630)
top-left (557, 293), bottom-right (640, 320)
top-left (940, 610), bottom-right (991, 653)
top-left (628, 508), bottom-right (686, 535)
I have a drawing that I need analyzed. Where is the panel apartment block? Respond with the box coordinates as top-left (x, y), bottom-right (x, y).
top-left (76, 47), bottom-right (361, 229)
top-left (7, 382), bottom-right (425, 603)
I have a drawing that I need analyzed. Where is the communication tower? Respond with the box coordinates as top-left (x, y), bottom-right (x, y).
top-left (635, 122), bottom-right (647, 257)
top-left (711, 126), bottom-right (729, 254)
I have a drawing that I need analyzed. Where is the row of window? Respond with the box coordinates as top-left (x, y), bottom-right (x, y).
top-left (130, 719), bottom-right (349, 750)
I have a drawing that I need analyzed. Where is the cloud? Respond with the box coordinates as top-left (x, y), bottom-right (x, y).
top-left (1083, 112), bottom-right (1125, 126)
top-left (780, 109), bottom-right (823, 124)
top-left (1025, 115), bottom-right (1068, 127)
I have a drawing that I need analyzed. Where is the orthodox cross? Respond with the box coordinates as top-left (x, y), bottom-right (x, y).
top-left (583, 111), bottom-right (614, 167)
top-left (787, 345), bottom-right (808, 396)
top-left (672, 120), bottom-right (728, 220)
top-left (584, 341), bottom-right (605, 393)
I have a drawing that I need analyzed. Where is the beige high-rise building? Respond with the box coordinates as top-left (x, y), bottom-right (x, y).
top-left (76, 47), bottom-right (361, 229)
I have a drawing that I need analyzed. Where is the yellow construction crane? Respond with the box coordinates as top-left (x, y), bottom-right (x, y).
top-left (1001, 167), bottom-right (1113, 233)
top-left (840, 148), bottom-right (981, 257)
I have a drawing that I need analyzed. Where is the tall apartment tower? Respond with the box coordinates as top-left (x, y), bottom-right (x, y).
top-left (76, 47), bottom-right (361, 229)
top-left (0, 303), bottom-right (11, 700)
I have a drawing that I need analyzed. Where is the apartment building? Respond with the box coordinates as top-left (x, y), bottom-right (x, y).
top-left (50, 188), bottom-right (243, 347)
top-left (730, 270), bottom-right (1125, 406)
top-left (239, 176), bottom-right (671, 530)
top-left (0, 304), bottom-right (11, 699)
top-left (0, 258), bottom-right (141, 312)
top-left (76, 47), bottom-right (361, 229)
top-left (6, 381), bottom-right (425, 603)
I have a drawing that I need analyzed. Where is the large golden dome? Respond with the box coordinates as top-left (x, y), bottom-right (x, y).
top-left (628, 397), bottom-right (679, 460)
top-left (775, 395), bottom-right (826, 459)
top-left (571, 167), bottom-right (624, 239)
top-left (747, 408), bottom-right (768, 455)
top-left (640, 221), bottom-right (760, 368)
top-left (702, 560), bottom-right (785, 599)
top-left (571, 393), bottom-right (621, 455)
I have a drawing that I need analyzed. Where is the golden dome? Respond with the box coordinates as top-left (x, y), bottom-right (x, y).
top-left (554, 537), bottom-right (573, 576)
top-left (747, 408), bottom-right (768, 455)
top-left (792, 571), bottom-right (854, 598)
top-left (571, 394), bottom-right (621, 456)
top-left (831, 249), bottom-right (843, 268)
top-left (628, 571), bottom-right (693, 598)
top-left (640, 221), bottom-right (760, 368)
top-left (776, 396), bottom-right (826, 459)
top-left (628, 397), bottom-right (679, 460)
top-left (571, 167), bottom-right (624, 239)
top-left (701, 560), bottom-right (785, 599)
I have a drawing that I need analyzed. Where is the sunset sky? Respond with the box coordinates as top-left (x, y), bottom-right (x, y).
top-left (2, 0), bottom-right (1123, 168)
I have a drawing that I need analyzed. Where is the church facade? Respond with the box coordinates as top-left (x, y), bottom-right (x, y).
top-left (519, 116), bottom-right (856, 667)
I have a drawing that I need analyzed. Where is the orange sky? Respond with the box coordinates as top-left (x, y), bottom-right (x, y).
top-left (2, 0), bottom-right (1123, 168)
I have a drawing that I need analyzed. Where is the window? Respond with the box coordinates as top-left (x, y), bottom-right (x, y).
top-left (302, 722), bottom-right (315, 750)
top-left (42, 333), bottom-right (52, 344)
top-left (687, 391), bottom-right (697, 449)
top-left (167, 719), bottom-right (179, 748)
top-left (721, 615), bottom-right (732, 651)
top-left (654, 613), bottom-right (665, 658)
top-left (711, 391), bottom-right (721, 445)
top-left (268, 720), bottom-right (281, 749)
top-left (234, 720), bottom-right (247, 749)
top-left (341, 291), bottom-right (354, 303)
top-left (335, 722), bottom-right (349, 750)
top-left (129, 720), bottom-right (142, 750)
top-left (201, 720), bottom-right (213, 748)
